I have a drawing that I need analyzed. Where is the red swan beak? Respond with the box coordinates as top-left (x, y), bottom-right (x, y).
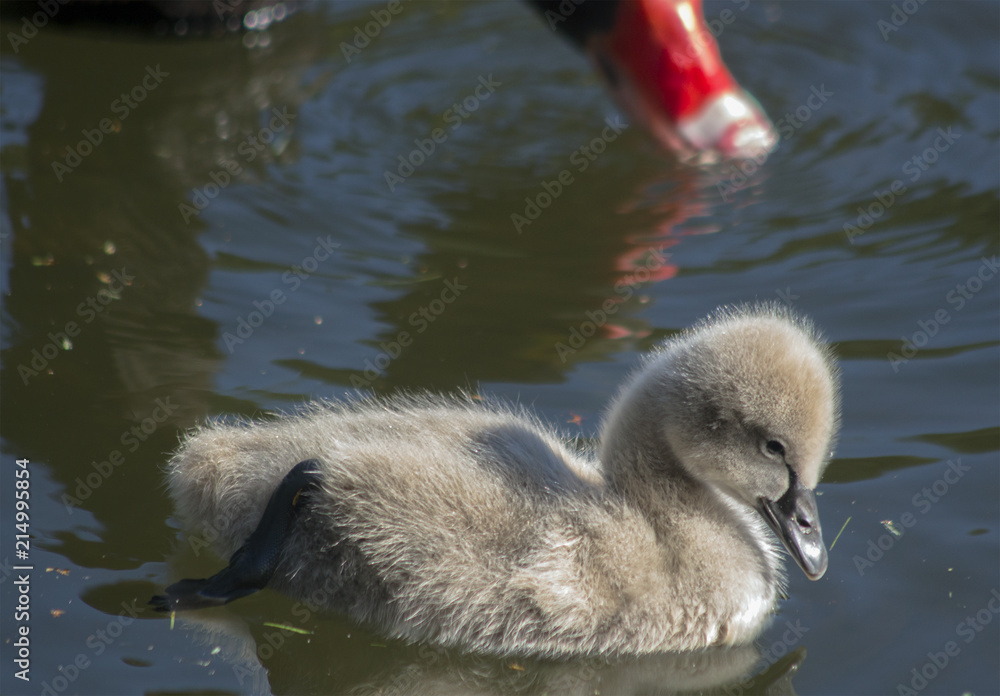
top-left (585, 0), bottom-right (777, 161)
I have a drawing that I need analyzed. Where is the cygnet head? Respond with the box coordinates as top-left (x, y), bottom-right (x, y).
top-left (612, 303), bottom-right (840, 579)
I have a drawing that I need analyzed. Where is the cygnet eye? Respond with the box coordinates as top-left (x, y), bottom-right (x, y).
top-left (764, 440), bottom-right (786, 458)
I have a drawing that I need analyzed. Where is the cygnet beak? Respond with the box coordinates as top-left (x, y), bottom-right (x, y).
top-left (758, 476), bottom-right (828, 580)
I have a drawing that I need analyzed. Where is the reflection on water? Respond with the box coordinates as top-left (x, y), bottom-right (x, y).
top-left (1, 1), bottom-right (997, 695)
top-left (113, 591), bottom-right (798, 696)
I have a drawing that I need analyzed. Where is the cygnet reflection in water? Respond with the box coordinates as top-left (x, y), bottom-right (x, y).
top-left (151, 303), bottom-right (840, 657)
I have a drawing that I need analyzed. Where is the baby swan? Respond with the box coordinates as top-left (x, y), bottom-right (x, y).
top-left (151, 304), bottom-right (840, 657)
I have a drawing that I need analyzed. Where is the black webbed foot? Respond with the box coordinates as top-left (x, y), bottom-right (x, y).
top-left (150, 459), bottom-right (322, 612)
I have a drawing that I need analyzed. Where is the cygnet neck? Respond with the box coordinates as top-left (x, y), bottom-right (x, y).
top-left (598, 361), bottom-right (690, 500)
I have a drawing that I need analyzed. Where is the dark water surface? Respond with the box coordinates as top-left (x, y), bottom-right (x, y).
top-left (1, 1), bottom-right (998, 694)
